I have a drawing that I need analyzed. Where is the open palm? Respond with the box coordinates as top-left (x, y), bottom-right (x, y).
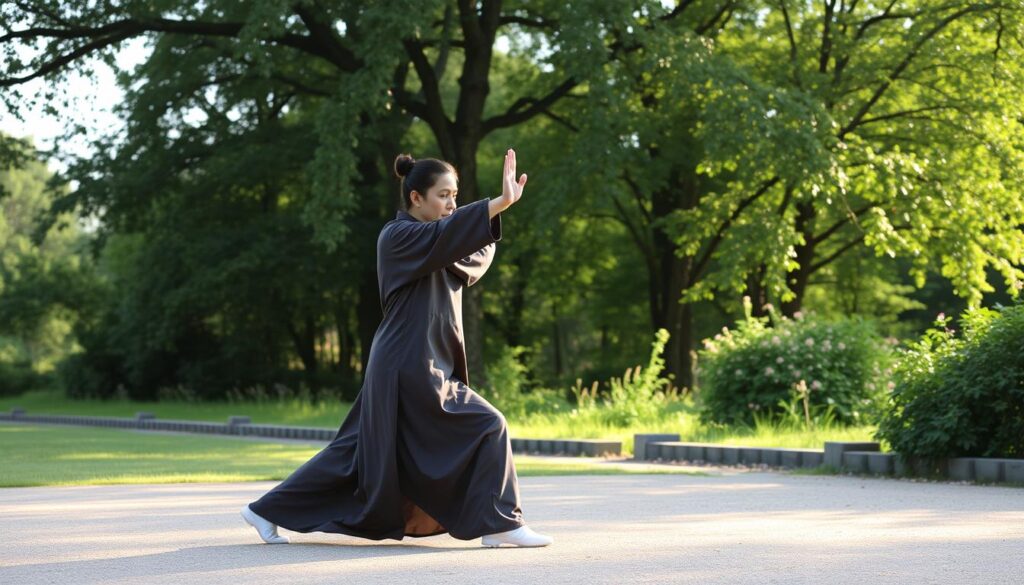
top-left (502, 148), bottom-right (527, 204)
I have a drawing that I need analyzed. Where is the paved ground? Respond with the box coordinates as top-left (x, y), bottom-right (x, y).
top-left (1, 470), bottom-right (1022, 584)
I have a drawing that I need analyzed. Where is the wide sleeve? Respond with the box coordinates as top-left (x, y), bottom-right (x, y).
top-left (445, 243), bottom-right (497, 287)
top-left (379, 198), bottom-right (502, 292)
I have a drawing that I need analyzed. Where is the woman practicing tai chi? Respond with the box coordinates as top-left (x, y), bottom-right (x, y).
top-left (241, 148), bottom-right (552, 548)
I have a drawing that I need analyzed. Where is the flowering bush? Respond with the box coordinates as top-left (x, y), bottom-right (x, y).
top-left (697, 297), bottom-right (893, 426)
top-left (876, 302), bottom-right (1024, 459)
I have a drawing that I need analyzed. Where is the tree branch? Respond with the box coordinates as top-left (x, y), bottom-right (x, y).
top-left (482, 77), bottom-right (578, 134)
top-left (812, 203), bottom-right (873, 244)
top-left (809, 234), bottom-right (866, 273)
top-left (1, 15), bottom-right (363, 87)
top-left (692, 176), bottom-right (781, 281)
top-left (401, 37), bottom-right (453, 147)
top-left (839, 4), bottom-right (993, 139)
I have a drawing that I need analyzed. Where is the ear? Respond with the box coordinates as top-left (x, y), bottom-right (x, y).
top-left (410, 189), bottom-right (422, 206)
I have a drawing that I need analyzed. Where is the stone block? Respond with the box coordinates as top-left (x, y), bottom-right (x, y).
top-left (801, 451), bottom-right (824, 468)
top-left (779, 450), bottom-right (802, 468)
top-left (634, 434), bottom-right (680, 461)
top-left (947, 458), bottom-right (976, 481)
top-left (759, 448), bottom-right (783, 467)
top-left (228, 416), bottom-right (251, 426)
top-left (670, 444), bottom-right (689, 461)
top-left (824, 441), bottom-right (880, 468)
top-left (704, 446), bottom-right (724, 464)
top-left (135, 412), bottom-right (156, 421)
top-left (866, 452), bottom-right (895, 475)
top-left (684, 444), bottom-right (706, 462)
top-left (739, 448), bottom-right (762, 465)
top-left (579, 440), bottom-right (621, 457)
top-left (842, 451), bottom-right (871, 473)
top-left (721, 446), bottom-right (741, 465)
top-left (665, 443), bottom-right (682, 460)
top-left (974, 459), bottom-right (1005, 483)
top-left (1004, 459), bottom-right (1024, 484)
top-left (10, 407), bottom-right (25, 418)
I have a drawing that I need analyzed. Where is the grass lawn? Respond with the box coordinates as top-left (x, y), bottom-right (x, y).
top-left (0, 423), bottom-right (703, 488)
top-left (0, 389), bottom-right (352, 427)
top-left (1, 389), bottom-right (879, 458)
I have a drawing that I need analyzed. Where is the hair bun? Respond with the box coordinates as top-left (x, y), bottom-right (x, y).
top-left (394, 154), bottom-right (416, 178)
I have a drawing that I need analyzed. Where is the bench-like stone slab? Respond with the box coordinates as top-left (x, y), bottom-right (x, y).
top-left (825, 441), bottom-right (880, 468)
top-left (634, 434), bottom-right (680, 461)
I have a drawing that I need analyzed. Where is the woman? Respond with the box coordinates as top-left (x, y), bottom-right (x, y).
top-left (241, 148), bottom-right (552, 548)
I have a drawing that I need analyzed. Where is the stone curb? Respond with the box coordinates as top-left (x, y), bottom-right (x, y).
top-left (635, 437), bottom-right (824, 470)
top-left (636, 435), bottom-right (1023, 485)
top-left (0, 409), bottom-right (621, 457)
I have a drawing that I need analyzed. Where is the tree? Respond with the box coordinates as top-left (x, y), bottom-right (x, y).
top-left (717, 1), bottom-right (1024, 313)
top-left (0, 137), bottom-right (98, 385)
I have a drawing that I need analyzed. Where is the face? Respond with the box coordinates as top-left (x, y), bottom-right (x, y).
top-left (411, 172), bottom-right (458, 221)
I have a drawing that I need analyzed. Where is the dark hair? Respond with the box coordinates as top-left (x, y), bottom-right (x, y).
top-left (393, 153), bottom-right (458, 210)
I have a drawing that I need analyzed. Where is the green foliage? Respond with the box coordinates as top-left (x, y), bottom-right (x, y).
top-left (482, 329), bottom-right (675, 428)
top-left (698, 297), bottom-right (892, 426)
top-left (3, 2), bottom-right (1024, 405)
top-left (567, 328), bottom-right (676, 427)
top-left (876, 302), bottom-right (1024, 459)
top-left (480, 346), bottom-right (566, 420)
top-left (0, 138), bottom-right (100, 394)
top-left (0, 358), bottom-right (46, 397)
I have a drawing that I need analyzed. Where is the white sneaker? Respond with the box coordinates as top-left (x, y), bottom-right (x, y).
top-left (481, 525), bottom-right (553, 548)
top-left (241, 505), bottom-right (289, 544)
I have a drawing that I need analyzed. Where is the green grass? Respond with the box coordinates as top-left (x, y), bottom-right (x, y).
top-left (508, 401), bottom-right (877, 455)
top-left (2, 389), bottom-right (878, 458)
top-left (0, 423), bottom-right (701, 488)
top-left (0, 388), bottom-right (352, 427)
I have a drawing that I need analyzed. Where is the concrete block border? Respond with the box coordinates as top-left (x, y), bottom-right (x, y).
top-left (634, 435), bottom-right (1023, 485)
top-left (0, 408), bottom-right (621, 458)
top-left (638, 440), bottom-right (825, 470)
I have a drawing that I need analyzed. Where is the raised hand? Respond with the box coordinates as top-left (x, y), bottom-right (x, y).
top-left (501, 148), bottom-right (527, 208)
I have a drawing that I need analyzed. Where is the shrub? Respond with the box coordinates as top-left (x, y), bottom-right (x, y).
top-left (0, 359), bottom-right (46, 397)
top-left (483, 329), bottom-right (677, 427)
top-left (481, 346), bottom-right (567, 420)
top-left (697, 297), bottom-right (891, 426)
top-left (876, 302), bottom-right (1024, 459)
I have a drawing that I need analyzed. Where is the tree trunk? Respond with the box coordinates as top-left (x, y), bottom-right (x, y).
top-left (745, 263), bottom-right (769, 318)
top-left (781, 202), bottom-right (817, 317)
top-left (452, 139), bottom-right (488, 386)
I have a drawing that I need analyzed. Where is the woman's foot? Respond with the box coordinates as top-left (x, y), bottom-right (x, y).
top-left (481, 525), bottom-right (553, 548)
top-left (240, 505), bottom-right (289, 544)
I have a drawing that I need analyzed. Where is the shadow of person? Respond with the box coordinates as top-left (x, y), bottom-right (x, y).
top-left (4, 540), bottom-right (498, 581)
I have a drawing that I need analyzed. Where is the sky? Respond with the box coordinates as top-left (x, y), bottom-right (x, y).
top-left (1, 37), bottom-right (151, 173)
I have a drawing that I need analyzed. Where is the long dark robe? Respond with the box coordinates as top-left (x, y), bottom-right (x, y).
top-left (248, 197), bottom-right (525, 541)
